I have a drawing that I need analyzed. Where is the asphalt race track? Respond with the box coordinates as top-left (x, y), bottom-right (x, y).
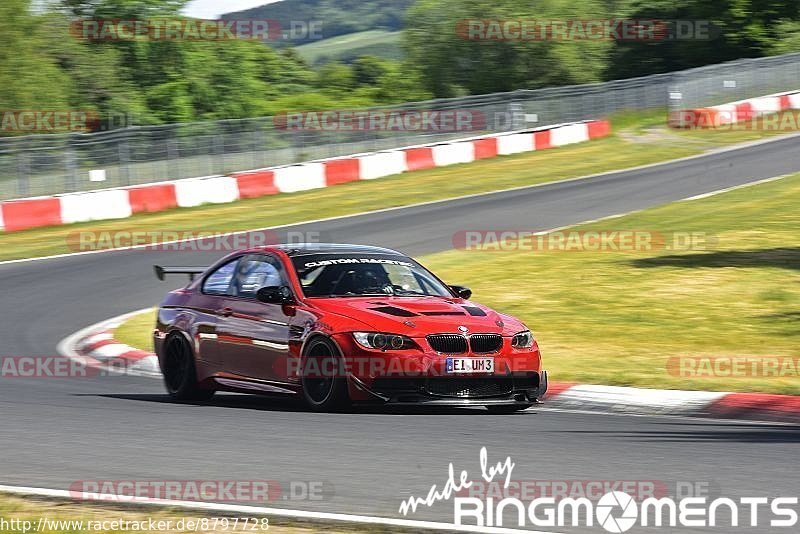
top-left (1, 135), bottom-right (800, 532)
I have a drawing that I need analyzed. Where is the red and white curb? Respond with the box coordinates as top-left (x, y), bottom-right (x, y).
top-left (0, 120), bottom-right (610, 233)
top-left (545, 384), bottom-right (800, 424)
top-left (56, 308), bottom-right (160, 377)
top-left (58, 310), bottom-right (800, 424)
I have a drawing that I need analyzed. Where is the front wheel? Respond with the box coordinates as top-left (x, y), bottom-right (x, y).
top-left (163, 334), bottom-right (215, 401)
top-left (300, 337), bottom-right (350, 412)
top-left (486, 404), bottom-right (532, 414)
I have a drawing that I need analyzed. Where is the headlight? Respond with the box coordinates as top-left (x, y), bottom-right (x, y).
top-left (511, 330), bottom-right (534, 349)
top-left (353, 332), bottom-right (416, 350)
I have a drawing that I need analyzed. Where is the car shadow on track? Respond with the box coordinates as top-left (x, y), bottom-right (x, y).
top-left (78, 393), bottom-right (538, 416)
top-left (556, 421), bottom-right (800, 443)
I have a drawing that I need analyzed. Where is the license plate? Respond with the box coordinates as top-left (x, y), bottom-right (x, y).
top-left (446, 357), bottom-right (494, 374)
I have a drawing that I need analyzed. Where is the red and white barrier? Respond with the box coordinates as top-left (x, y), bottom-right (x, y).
top-left (534, 130), bottom-right (552, 150)
top-left (359, 151), bottom-right (407, 180)
top-left (497, 132), bottom-right (535, 155)
top-left (0, 119), bottom-right (611, 233)
top-left (472, 137), bottom-right (498, 160)
top-left (550, 122), bottom-right (590, 146)
top-left (1, 197), bottom-right (62, 233)
top-left (175, 176), bottom-right (239, 208)
top-left (431, 141), bottom-right (475, 167)
top-left (129, 183), bottom-right (178, 213)
top-left (749, 96), bottom-right (782, 115)
top-left (60, 189), bottom-right (133, 224)
top-left (274, 162), bottom-right (326, 193)
top-left (674, 89), bottom-right (800, 128)
top-left (231, 169), bottom-right (278, 199)
top-left (324, 158), bottom-right (360, 186)
top-left (404, 147), bottom-right (435, 172)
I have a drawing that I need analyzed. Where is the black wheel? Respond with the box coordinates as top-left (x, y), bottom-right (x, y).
top-left (163, 334), bottom-right (215, 401)
top-left (300, 337), bottom-right (350, 412)
top-left (486, 404), bottom-right (532, 414)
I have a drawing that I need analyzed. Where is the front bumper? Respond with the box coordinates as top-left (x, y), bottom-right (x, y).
top-left (350, 370), bottom-right (548, 405)
top-left (330, 333), bottom-right (546, 405)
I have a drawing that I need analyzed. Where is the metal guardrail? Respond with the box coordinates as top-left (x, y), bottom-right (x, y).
top-left (2, 52), bottom-right (800, 201)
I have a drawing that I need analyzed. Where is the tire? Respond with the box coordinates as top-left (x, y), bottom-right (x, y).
top-left (162, 333), bottom-right (215, 402)
top-left (486, 404), bottom-right (532, 414)
top-left (300, 337), bottom-right (350, 412)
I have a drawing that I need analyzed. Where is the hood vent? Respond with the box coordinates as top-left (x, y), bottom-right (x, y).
top-left (462, 306), bottom-right (487, 317)
top-left (369, 306), bottom-right (418, 317)
top-left (420, 311), bottom-right (466, 316)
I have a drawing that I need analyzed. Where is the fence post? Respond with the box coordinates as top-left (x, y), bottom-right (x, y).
top-left (213, 130), bottom-right (224, 176)
top-left (167, 137), bottom-right (179, 181)
top-left (16, 143), bottom-right (29, 198)
top-left (119, 135), bottom-right (131, 186)
top-left (66, 139), bottom-right (79, 192)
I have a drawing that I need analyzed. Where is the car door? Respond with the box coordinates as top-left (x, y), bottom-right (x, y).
top-left (194, 257), bottom-right (241, 367)
top-left (216, 254), bottom-right (292, 382)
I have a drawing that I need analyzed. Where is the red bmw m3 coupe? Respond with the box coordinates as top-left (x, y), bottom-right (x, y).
top-left (154, 244), bottom-right (547, 412)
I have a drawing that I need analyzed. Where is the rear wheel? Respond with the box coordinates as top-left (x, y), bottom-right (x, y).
top-left (486, 404), bottom-right (532, 414)
top-left (163, 334), bottom-right (215, 401)
top-left (301, 337), bottom-right (350, 412)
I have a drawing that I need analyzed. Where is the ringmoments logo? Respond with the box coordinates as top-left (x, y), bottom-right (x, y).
top-left (398, 448), bottom-right (800, 530)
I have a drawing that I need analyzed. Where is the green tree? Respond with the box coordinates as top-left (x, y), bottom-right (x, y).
top-left (0, 0), bottom-right (71, 110)
top-left (405, 0), bottom-right (612, 97)
top-left (316, 61), bottom-right (356, 93)
top-left (606, 0), bottom-right (800, 78)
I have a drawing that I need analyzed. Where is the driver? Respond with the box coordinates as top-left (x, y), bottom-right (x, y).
top-left (331, 264), bottom-right (392, 295)
top-left (350, 267), bottom-right (391, 293)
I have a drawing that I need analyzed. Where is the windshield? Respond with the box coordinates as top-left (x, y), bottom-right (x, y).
top-left (291, 254), bottom-right (452, 297)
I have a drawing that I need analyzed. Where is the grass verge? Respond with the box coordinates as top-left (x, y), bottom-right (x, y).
top-left (0, 493), bottom-right (408, 533)
top-left (115, 174), bottom-right (800, 395)
top-left (113, 309), bottom-right (157, 353)
top-left (1, 110), bottom-right (797, 263)
top-left (422, 173), bottom-right (800, 394)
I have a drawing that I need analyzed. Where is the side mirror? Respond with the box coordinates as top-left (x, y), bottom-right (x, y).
top-left (450, 285), bottom-right (472, 299)
top-left (256, 285), bottom-right (295, 305)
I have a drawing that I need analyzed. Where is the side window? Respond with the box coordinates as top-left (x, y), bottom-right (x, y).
top-left (202, 259), bottom-right (239, 296)
top-left (232, 255), bottom-right (287, 299)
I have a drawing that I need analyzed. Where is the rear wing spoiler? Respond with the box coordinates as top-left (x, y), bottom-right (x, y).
top-left (154, 265), bottom-right (206, 282)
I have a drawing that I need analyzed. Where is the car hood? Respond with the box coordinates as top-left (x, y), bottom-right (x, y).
top-left (307, 296), bottom-right (525, 337)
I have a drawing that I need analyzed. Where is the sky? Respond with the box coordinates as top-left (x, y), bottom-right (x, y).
top-left (182, 0), bottom-right (279, 20)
